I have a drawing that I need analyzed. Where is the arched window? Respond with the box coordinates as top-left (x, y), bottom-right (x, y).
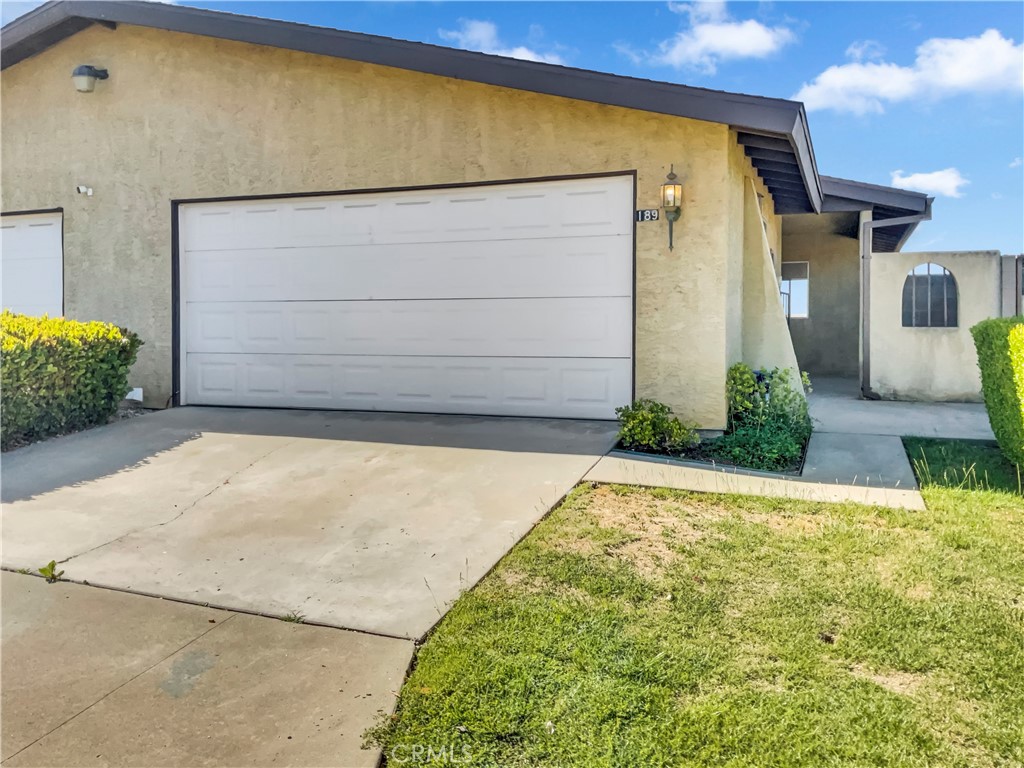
top-left (902, 262), bottom-right (958, 328)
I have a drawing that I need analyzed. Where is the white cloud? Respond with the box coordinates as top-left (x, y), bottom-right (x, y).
top-left (1011, 157), bottom-right (1023, 168)
top-left (845, 39), bottom-right (885, 62)
top-left (623, 2), bottom-right (794, 74)
top-left (613, 42), bottom-right (645, 66)
top-left (891, 168), bottom-right (969, 198)
top-left (794, 29), bottom-right (1024, 114)
top-left (438, 19), bottom-right (564, 65)
top-left (668, 1), bottom-right (729, 23)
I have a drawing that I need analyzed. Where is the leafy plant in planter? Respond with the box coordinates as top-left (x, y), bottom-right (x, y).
top-left (615, 399), bottom-right (699, 454)
top-left (707, 364), bottom-right (812, 472)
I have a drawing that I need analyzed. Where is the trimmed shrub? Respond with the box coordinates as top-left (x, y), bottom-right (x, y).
top-left (707, 363), bottom-right (812, 472)
top-left (971, 317), bottom-right (1024, 467)
top-left (615, 398), bottom-right (699, 454)
top-left (1, 312), bottom-right (142, 450)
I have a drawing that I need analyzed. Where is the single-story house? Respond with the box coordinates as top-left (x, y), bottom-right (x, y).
top-left (2, 1), bottom-right (1020, 425)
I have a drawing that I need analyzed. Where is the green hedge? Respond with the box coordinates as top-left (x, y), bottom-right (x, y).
top-left (1, 312), bottom-right (142, 450)
top-left (971, 317), bottom-right (1024, 468)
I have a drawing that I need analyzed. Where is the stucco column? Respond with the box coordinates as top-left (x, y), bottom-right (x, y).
top-left (858, 209), bottom-right (873, 396)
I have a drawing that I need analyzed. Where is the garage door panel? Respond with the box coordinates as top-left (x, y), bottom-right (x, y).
top-left (184, 235), bottom-right (631, 302)
top-left (186, 353), bottom-right (631, 419)
top-left (186, 298), bottom-right (632, 358)
top-left (2, 257), bottom-right (62, 308)
top-left (181, 178), bottom-right (633, 252)
top-left (1, 212), bottom-right (63, 317)
top-left (182, 176), bottom-right (633, 418)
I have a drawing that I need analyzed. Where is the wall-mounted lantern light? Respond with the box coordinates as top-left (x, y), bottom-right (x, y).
top-left (660, 165), bottom-right (683, 250)
top-left (72, 65), bottom-right (109, 93)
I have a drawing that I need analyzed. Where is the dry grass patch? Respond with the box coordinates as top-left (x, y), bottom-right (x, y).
top-left (849, 663), bottom-right (929, 696)
top-left (585, 485), bottom-right (704, 578)
top-left (906, 582), bottom-right (935, 601)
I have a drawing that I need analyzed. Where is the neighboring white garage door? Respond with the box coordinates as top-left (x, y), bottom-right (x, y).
top-left (1, 211), bottom-right (63, 317)
top-left (179, 175), bottom-right (633, 419)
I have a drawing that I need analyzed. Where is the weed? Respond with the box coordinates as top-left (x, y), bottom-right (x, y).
top-left (38, 560), bottom-right (64, 583)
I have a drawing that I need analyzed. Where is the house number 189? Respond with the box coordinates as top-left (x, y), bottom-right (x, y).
top-left (635, 209), bottom-right (660, 222)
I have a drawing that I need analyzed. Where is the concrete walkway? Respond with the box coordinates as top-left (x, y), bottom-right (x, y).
top-left (809, 377), bottom-right (994, 440)
top-left (589, 377), bottom-right (997, 511)
top-left (1, 572), bottom-right (413, 767)
top-left (801, 433), bottom-right (918, 490)
top-left (585, 452), bottom-right (926, 510)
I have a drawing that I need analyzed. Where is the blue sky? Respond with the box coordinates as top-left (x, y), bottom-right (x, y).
top-left (4, 1), bottom-right (1022, 252)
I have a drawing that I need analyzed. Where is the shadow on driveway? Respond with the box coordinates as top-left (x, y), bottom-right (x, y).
top-left (2, 418), bottom-right (201, 503)
top-left (2, 406), bottom-right (617, 503)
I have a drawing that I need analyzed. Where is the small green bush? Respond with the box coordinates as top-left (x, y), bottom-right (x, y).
top-left (707, 364), bottom-right (812, 472)
top-left (1, 312), bottom-right (143, 450)
top-left (971, 317), bottom-right (1024, 467)
top-left (615, 398), bottom-right (699, 454)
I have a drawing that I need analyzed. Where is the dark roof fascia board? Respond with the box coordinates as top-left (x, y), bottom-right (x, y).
top-left (788, 107), bottom-right (824, 212)
top-left (2, 1), bottom-right (823, 213)
top-left (821, 176), bottom-right (929, 214)
top-left (0, 2), bottom-right (99, 68)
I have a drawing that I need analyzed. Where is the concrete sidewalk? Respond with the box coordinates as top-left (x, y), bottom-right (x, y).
top-left (1, 572), bottom-right (413, 767)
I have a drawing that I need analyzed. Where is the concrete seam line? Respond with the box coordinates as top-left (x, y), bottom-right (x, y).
top-left (56, 439), bottom-right (300, 566)
top-left (1, 613), bottom-right (237, 762)
top-left (0, 569), bottom-right (415, 643)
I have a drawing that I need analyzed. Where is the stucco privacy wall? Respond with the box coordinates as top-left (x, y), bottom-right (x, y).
top-left (781, 214), bottom-right (860, 377)
top-left (0, 24), bottom-right (779, 426)
top-left (870, 251), bottom-right (1002, 402)
top-left (723, 136), bottom-right (782, 369)
top-left (740, 178), bottom-right (801, 379)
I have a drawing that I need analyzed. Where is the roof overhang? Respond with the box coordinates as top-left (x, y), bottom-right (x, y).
top-left (2, 0), bottom-right (825, 216)
top-left (736, 125), bottom-right (822, 215)
top-left (820, 176), bottom-right (932, 252)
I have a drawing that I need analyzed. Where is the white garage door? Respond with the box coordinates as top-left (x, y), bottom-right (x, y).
top-left (1, 211), bottom-right (63, 317)
top-left (179, 175), bottom-right (633, 419)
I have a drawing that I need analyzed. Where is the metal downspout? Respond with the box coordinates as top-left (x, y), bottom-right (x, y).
top-left (859, 203), bottom-right (933, 399)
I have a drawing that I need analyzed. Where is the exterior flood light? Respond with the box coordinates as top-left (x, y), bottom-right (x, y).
top-left (72, 65), bottom-right (109, 93)
top-left (660, 165), bottom-right (683, 250)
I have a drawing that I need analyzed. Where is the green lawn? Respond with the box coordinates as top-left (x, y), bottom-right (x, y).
top-left (368, 441), bottom-right (1024, 767)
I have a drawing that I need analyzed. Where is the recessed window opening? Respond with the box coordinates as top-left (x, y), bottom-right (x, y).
top-left (781, 261), bottom-right (809, 319)
top-left (902, 262), bottom-right (958, 328)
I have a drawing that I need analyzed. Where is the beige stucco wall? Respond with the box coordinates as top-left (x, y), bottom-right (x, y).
top-left (1, 24), bottom-right (779, 427)
top-left (870, 250), bottom-right (1003, 402)
top-left (781, 213), bottom-right (861, 377)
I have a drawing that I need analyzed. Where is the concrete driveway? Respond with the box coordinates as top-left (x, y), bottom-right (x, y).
top-left (1, 407), bottom-right (616, 639)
